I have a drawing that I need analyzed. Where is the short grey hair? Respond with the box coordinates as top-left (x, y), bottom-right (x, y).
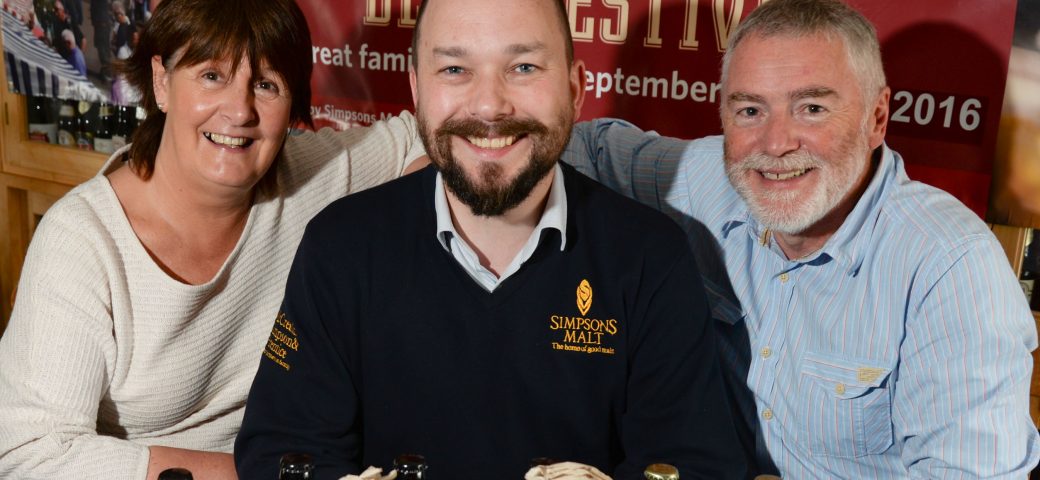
top-left (720, 0), bottom-right (886, 98)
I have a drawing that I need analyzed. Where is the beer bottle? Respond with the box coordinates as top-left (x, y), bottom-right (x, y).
top-left (57, 100), bottom-right (77, 147)
top-left (27, 96), bottom-right (56, 144)
top-left (279, 453), bottom-right (314, 480)
top-left (94, 102), bottom-right (115, 154)
top-left (157, 468), bottom-right (193, 480)
top-left (529, 457), bottom-right (557, 467)
top-left (111, 105), bottom-right (131, 151)
top-left (76, 101), bottom-right (95, 151)
top-left (644, 463), bottom-right (679, 480)
top-left (393, 453), bottom-right (427, 480)
top-left (136, 105), bottom-right (147, 127)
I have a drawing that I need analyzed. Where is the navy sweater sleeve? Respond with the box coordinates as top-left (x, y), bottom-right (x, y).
top-left (235, 217), bottom-right (363, 480)
top-left (611, 236), bottom-right (746, 479)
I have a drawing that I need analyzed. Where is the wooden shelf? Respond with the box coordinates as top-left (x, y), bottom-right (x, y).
top-left (0, 31), bottom-right (106, 332)
top-left (2, 92), bottom-right (107, 185)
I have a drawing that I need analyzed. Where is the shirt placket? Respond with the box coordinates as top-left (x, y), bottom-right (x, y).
top-left (747, 239), bottom-right (796, 472)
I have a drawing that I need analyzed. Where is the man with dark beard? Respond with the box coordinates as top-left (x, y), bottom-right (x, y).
top-left (562, 0), bottom-right (1039, 478)
top-left (233, 0), bottom-right (746, 479)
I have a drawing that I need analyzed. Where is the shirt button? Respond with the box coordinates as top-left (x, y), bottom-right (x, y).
top-left (835, 383), bottom-right (846, 395)
top-left (762, 409), bottom-right (774, 421)
top-left (779, 273), bottom-right (790, 283)
top-left (761, 347), bottom-right (772, 358)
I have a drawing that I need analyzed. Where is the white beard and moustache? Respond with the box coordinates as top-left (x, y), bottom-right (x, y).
top-left (724, 122), bottom-right (872, 235)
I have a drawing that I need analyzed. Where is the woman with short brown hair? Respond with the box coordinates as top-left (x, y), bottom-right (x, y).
top-left (0, 0), bottom-right (424, 478)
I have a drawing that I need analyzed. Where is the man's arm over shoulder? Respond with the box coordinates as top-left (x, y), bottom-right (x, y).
top-left (563, 120), bottom-right (727, 226)
top-left (897, 233), bottom-right (1040, 477)
top-left (612, 224), bottom-right (747, 479)
top-left (235, 212), bottom-right (365, 480)
top-left (283, 111), bottom-right (427, 195)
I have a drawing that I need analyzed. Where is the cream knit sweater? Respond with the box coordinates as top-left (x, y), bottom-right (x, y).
top-left (0, 113), bottom-right (424, 479)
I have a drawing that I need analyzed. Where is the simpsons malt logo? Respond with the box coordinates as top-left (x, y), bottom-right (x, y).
top-left (550, 279), bottom-right (617, 355)
top-left (577, 279), bottom-right (592, 315)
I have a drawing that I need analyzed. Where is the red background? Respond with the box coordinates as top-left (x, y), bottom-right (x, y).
top-left (299, 0), bottom-right (1018, 218)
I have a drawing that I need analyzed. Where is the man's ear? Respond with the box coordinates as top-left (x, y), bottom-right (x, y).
top-left (151, 55), bottom-right (170, 111)
top-left (409, 65), bottom-right (419, 109)
top-left (868, 86), bottom-right (890, 150)
top-left (570, 59), bottom-right (587, 122)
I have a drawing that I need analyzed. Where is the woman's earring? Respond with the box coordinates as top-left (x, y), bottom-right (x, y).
top-left (157, 102), bottom-right (166, 112)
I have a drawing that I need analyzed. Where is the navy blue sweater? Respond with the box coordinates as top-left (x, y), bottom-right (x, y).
top-left (235, 164), bottom-right (745, 479)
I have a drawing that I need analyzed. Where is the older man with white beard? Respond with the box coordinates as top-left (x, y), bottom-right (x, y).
top-left (563, 0), bottom-right (1040, 478)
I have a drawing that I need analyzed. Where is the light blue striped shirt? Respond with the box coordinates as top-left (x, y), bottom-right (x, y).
top-left (562, 119), bottom-right (1040, 479)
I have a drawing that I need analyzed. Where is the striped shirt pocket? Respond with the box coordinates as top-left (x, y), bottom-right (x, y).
top-left (799, 352), bottom-right (895, 458)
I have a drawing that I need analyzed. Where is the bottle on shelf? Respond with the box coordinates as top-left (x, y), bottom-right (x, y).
top-left (644, 463), bottom-right (679, 480)
top-left (57, 100), bottom-right (77, 147)
top-left (27, 96), bottom-right (57, 144)
top-left (76, 101), bottom-right (96, 151)
top-left (112, 105), bottom-right (133, 151)
top-left (136, 105), bottom-right (148, 128)
top-left (394, 453), bottom-right (427, 480)
top-left (94, 102), bottom-right (115, 154)
top-left (157, 468), bottom-right (193, 480)
top-left (279, 452), bottom-right (314, 480)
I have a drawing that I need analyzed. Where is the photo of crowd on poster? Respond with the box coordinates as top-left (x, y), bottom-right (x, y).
top-left (1, 0), bottom-right (153, 103)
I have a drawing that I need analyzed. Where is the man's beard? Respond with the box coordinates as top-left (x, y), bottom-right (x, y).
top-left (724, 124), bottom-right (871, 235)
top-left (417, 111), bottom-right (572, 217)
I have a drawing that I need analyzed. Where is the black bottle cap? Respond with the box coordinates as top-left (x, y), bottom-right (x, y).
top-left (279, 453), bottom-right (314, 478)
top-left (394, 453), bottom-right (428, 472)
top-left (157, 468), bottom-right (193, 480)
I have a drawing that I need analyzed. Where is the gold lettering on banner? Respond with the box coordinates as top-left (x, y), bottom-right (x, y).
top-left (397, 0), bottom-right (418, 28)
top-left (679, 0), bottom-right (700, 50)
top-left (713, 0), bottom-right (745, 53)
top-left (644, 0), bottom-right (663, 47)
top-left (364, 0), bottom-right (391, 26)
top-left (569, 0), bottom-right (595, 42)
top-left (351, 0), bottom-right (772, 55)
top-left (600, 0), bottom-right (629, 44)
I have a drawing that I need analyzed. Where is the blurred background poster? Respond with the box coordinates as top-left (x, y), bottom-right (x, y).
top-left (990, 0), bottom-right (1040, 227)
top-left (2, 0), bottom-right (1021, 219)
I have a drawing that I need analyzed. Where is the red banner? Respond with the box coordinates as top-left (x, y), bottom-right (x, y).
top-left (300, 0), bottom-right (1018, 218)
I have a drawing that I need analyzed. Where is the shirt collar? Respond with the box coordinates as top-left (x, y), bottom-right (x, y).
top-left (435, 163), bottom-right (568, 252)
top-left (737, 144), bottom-right (897, 275)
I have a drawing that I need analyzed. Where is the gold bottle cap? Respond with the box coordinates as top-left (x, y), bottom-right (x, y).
top-left (644, 463), bottom-right (679, 480)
